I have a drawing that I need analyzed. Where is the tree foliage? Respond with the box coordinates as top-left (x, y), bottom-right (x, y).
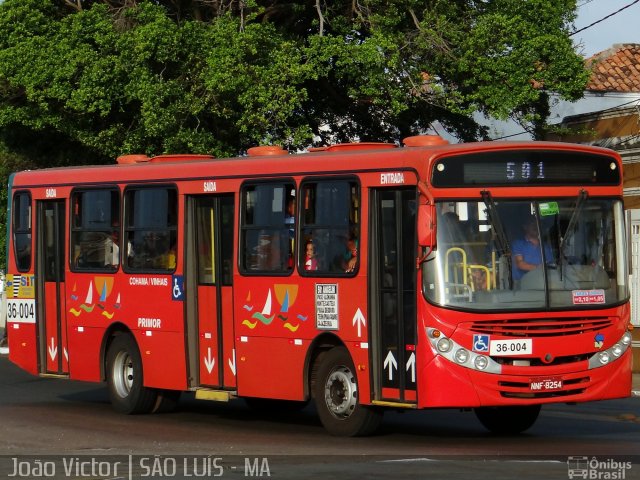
top-left (0, 0), bottom-right (588, 160)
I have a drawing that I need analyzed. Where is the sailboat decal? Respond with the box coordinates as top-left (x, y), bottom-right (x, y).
top-left (250, 289), bottom-right (275, 325)
top-left (100, 281), bottom-right (108, 302)
top-left (97, 280), bottom-right (108, 310)
top-left (262, 290), bottom-right (272, 315)
top-left (79, 282), bottom-right (95, 313)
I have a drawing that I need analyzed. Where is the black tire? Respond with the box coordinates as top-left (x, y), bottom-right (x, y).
top-left (106, 334), bottom-right (158, 414)
top-left (474, 405), bottom-right (541, 434)
top-left (312, 346), bottom-right (383, 436)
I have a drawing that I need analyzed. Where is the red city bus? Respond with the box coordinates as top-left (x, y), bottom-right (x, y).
top-left (4, 136), bottom-right (633, 436)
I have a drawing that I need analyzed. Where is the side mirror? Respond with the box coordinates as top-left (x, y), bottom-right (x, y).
top-left (418, 203), bottom-right (436, 248)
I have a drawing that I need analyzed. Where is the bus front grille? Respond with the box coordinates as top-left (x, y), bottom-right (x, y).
top-left (469, 317), bottom-right (613, 337)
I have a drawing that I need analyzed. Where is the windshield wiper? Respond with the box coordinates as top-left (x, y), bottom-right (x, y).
top-left (559, 190), bottom-right (588, 278)
top-left (481, 191), bottom-right (512, 289)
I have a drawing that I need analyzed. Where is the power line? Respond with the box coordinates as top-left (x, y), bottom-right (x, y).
top-left (614, 132), bottom-right (640, 147)
top-left (489, 98), bottom-right (640, 141)
top-left (581, 98), bottom-right (640, 115)
top-left (571, 0), bottom-right (640, 36)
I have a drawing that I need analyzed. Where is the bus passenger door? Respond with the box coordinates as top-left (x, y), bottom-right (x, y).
top-left (370, 188), bottom-right (417, 404)
top-left (185, 195), bottom-right (235, 389)
top-left (36, 200), bottom-right (69, 375)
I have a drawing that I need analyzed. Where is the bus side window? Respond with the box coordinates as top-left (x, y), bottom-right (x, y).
top-left (300, 179), bottom-right (360, 275)
top-left (240, 182), bottom-right (295, 274)
top-left (70, 189), bottom-right (120, 272)
top-left (12, 192), bottom-right (32, 272)
top-left (124, 187), bottom-right (177, 272)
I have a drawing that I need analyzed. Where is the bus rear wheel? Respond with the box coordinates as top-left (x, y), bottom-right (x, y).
top-left (474, 405), bottom-right (541, 434)
top-left (106, 334), bottom-right (158, 414)
top-left (313, 346), bottom-right (383, 436)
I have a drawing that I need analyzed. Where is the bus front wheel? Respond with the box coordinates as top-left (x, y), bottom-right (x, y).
top-left (106, 334), bottom-right (158, 414)
top-left (474, 405), bottom-right (541, 434)
top-left (313, 346), bottom-right (383, 436)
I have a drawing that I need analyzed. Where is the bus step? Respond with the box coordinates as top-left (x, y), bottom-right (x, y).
top-left (194, 389), bottom-right (236, 402)
top-left (39, 373), bottom-right (69, 379)
top-left (371, 400), bottom-right (417, 409)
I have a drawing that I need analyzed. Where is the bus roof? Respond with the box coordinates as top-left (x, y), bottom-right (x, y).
top-left (10, 138), bottom-right (621, 189)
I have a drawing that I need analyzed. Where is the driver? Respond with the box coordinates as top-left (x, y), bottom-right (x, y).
top-left (512, 216), bottom-right (552, 281)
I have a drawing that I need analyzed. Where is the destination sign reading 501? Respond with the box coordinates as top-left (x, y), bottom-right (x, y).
top-left (431, 150), bottom-right (620, 187)
top-left (505, 161), bottom-right (544, 181)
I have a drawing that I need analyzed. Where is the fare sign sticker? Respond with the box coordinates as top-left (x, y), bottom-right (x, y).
top-left (315, 284), bottom-right (339, 330)
top-left (572, 289), bottom-right (605, 305)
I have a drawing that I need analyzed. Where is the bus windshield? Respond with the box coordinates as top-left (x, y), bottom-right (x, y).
top-left (422, 197), bottom-right (628, 311)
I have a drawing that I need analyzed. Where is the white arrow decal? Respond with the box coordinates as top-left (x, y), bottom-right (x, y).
top-left (406, 352), bottom-right (416, 383)
top-left (383, 351), bottom-right (397, 381)
top-left (228, 349), bottom-right (236, 376)
top-left (352, 308), bottom-right (366, 338)
top-left (48, 337), bottom-right (58, 361)
top-left (63, 348), bottom-right (69, 363)
top-left (204, 347), bottom-right (215, 374)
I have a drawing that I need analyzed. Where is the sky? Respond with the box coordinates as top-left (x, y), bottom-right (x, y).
top-left (574, 0), bottom-right (640, 57)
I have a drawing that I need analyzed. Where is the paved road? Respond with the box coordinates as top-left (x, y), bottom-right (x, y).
top-left (0, 355), bottom-right (638, 479)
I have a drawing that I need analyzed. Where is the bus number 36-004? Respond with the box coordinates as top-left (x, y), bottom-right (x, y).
top-left (489, 339), bottom-right (532, 356)
top-left (6, 300), bottom-right (36, 322)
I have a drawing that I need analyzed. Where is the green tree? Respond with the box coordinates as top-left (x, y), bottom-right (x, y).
top-left (0, 0), bottom-right (588, 161)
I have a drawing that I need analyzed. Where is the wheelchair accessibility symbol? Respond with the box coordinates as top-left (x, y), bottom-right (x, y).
top-left (473, 334), bottom-right (490, 352)
top-left (172, 275), bottom-right (184, 301)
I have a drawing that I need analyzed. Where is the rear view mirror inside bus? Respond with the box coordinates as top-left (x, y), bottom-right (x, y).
top-left (417, 203), bottom-right (436, 248)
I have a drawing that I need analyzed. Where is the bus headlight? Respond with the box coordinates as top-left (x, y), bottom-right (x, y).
top-left (598, 352), bottom-right (610, 365)
top-left (437, 338), bottom-right (453, 353)
top-left (621, 332), bottom-right (632, 346)
top-left (474, 355), bottom-right (489, 370)
top-left (611, 344), bottom-right (623, 358)
top-left (455, 348), bottom-right (469, 364)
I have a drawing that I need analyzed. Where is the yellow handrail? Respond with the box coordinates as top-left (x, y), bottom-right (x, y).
top-left (445, 247), bottom-right (467, 285)
top-left (446, 247), bottom-right (492, 291)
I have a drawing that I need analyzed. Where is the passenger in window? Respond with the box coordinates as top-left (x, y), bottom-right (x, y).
top-left (285, 198), bottom-right (295, 231)
top-left (150, 233), bottom-right (176, 270)
top-left (139, 231), bottom-right (168, 269)
top-left (165, 240), bottom-right (177, 269)
top-left (304, 240), bottom-right (318, 271)
top-left (341, 232), bottom-right (358, 273)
